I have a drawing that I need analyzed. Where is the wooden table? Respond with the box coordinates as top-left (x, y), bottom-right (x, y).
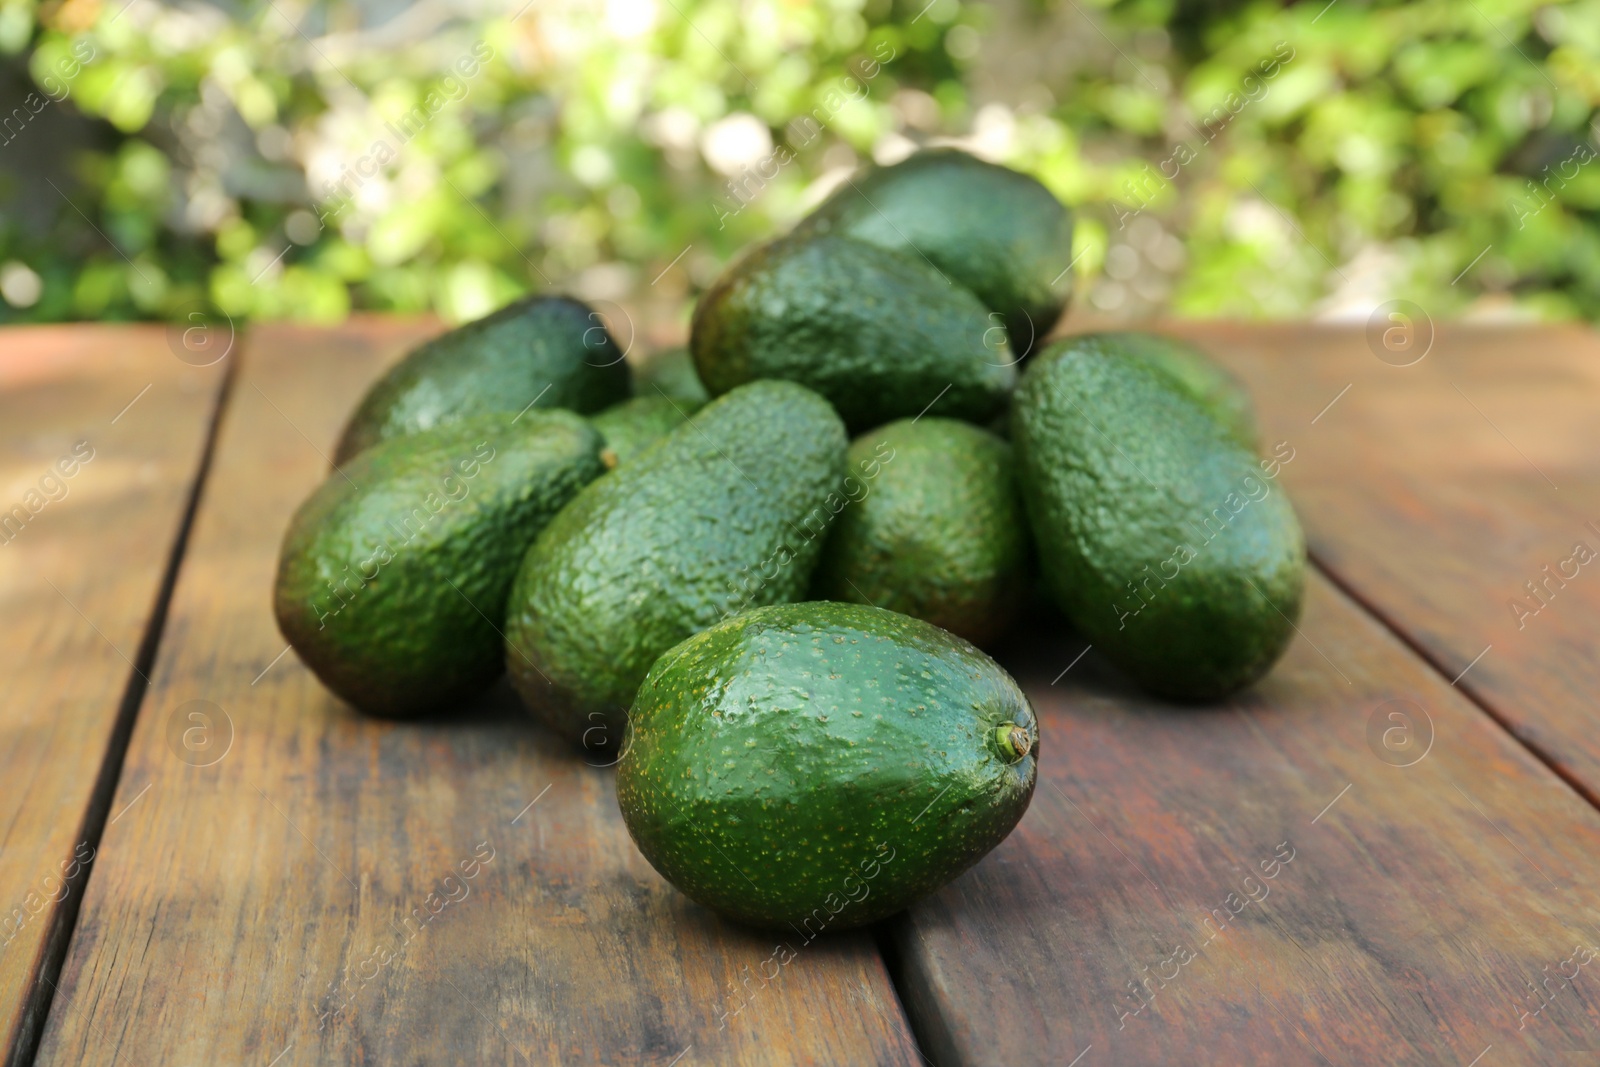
top-left (3, 319), bottom-right (1599, 1066)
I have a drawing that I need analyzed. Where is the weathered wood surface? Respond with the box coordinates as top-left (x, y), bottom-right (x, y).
top-left (1190, 323), bottom-right (1600, 800)
top-left (33, 320), bottom-right (923, 1067)
top-left (0, 325), bottom-right (226, 1065)
top-left (893, 574), bottom-right (1600, 1066)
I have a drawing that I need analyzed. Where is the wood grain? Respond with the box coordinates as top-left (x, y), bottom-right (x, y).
top-left (0, 325), bottom-right (226, 1064)
top-left (34, 320), bottom-right (923, 1067)
top-left (1179, 323), bottom-right (1600, 801)
top-left (892, 573), bottom-right (1600, 1065)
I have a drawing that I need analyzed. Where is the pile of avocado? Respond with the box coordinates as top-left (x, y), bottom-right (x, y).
top-left (273, 148), bottom-right (1305, 931)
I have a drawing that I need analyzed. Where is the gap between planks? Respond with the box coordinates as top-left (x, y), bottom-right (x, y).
top-left (27, 339), bottom-right (1583, 1067)
top-left (1308, 549), bottom-right (1600, 814)
top-left (11, 353), bottom-right (241, 1067)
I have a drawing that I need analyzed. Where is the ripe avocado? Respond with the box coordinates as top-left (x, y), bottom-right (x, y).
top-left (274, 411), bottom-right (606, 716)
top-left (504, 380), bottom-right (847, 749)
top-left (812, 418), bottom-right (1028, 647)
top-left (797, 148), bottom-right (1073, 356)
top-left (333, 295), bottom-right (629, 464)
top-left (616, 601), bottom-right (1038, 931)
top-left (589, 394), bottom-right (702, 468)
top-left (1082, 331), bottom-right (1258, 448)
top-left (1012, 339), bottom-right (1305, 700)
top-left (690, 232), bottom-right (1015, 431)
top-left (633, 346), bottom-right (710, 405)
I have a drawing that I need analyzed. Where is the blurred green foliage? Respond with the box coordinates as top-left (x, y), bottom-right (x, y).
top-left (0, 0), bottom-right (1595, 326)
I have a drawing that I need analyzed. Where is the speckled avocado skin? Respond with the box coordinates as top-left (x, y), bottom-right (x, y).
top-left (334, 295), bottom-right (629, 464)
top-left (589, 394), bottom-right (702, 467)
top-left (275, 411), bottom-right (605, 716)
top-left (1012, 339), bottom-right (1305, 700)
top-left (505, 381), bottom-right (847, 749)
top-left (1080, 331), bottom-right (1258, 448)
top-left (812, 418), bottom-right (1028, 647)
top-left (690, 232), bottom-right (1015, 431)
top-left (797, 148), bottom-right (1073, 356)
top-left (616, 601), bottom-right (1037, 931)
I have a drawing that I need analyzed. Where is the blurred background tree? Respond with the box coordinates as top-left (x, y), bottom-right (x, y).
top-left (0, 0), bottom-right (1595, 331)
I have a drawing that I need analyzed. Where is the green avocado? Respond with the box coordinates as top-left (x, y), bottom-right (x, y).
top-left (797, 148), bottom-right (1073, 356)
top-left (616, 601), bottom-right (1037, 931)
top-left (1080, 331), bottom-right (1258, 448)
top-left (1012, 339), bottom-right (1305, 700)
top-left (274, 411), bottom-right (606, 716)
top-left (633, 346), bottom-right (710, 405)
top-left (812, 418), bottom-right (1028, 647)
top-left (690, 231), bottom-right (1015, 432)
top-left (333, 295), bottom-right (629, 464)
top-left (589, 394), bottom-right (702, 468)
top-left (505, 380), bottom-right (847, 749)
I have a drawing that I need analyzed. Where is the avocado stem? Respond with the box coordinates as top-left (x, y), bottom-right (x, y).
top-left (995, 723), bottom-right (1032, 762)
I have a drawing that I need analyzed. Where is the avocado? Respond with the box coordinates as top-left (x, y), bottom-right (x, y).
top-left (1082, 331), bottom-right (1258, 448)
top-left (633, 346), bottom-right (710, 405)
top-left (504, 380), bottom-right (847, 749)
top-left (797, 148), bottom-right (1073, 356)
top-left (1012, 339), bottom-right (1305, 699)
top-left (274, 411), bottom-right (606, 716)
top-left (690, 232), bottom-right (1015, 432)
top-left (589, 394), bottom-right (702, 468)
top-left (812, 418), bottom-right (1028, 647)
top-left (333, 295), bottom-right (629, 464)
top-left (616, 601), bottom-right (1037, 931)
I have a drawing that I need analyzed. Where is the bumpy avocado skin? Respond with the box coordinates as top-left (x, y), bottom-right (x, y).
top-left (334, 295), bottom-right (630, 464)
top-left (798, 148), bottom-right (1073, 356)
top-left (633, 346), bottom-right (710, 405)
top-left (589, 395), bottom-right (703, 468)
top-left (812, 418), bottom-right (1028, 647)
top-left (505, 381), bottom-right (847, 748)
top-left (617, 601), bottom-right (1038, 931)
top-left (690, 232), bottom-right (1015, 432)
top-left (1012, 339), bottom-right (1305, 700)
top-left (274, 411), bottom-right (606, 716)
top-left (1081, 331), bottom-right (1258, 448)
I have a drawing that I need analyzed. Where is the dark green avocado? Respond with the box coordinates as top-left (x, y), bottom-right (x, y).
top-left (616, 601), bottom-right (1038, 931)
top-left (690, 231), bottom-right (1015, 432)
top-left (333, 295), bottom-right (629, 464)
top-left (1079, 331), bottom-right (1258, 448)
top-left (812, 418), bottom-right (1028, 647)
top-left (1012, 339), bottom-right (1305, 700)
top-left (589, 394), bottom-right (702, 468)
top-left (797, 148), bottom-right (1073, 356)
top-left (504, 380), bottom-right (847, 749)
top-left (274, 411), bottom-right (605, 716)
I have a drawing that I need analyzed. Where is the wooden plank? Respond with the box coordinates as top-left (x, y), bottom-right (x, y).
top-left (0, 325), bottom-right (227, 1064)
top-left (1185, 323), bottom-right (1600, 801)
top-left (891, 573), bottom-right (1600, 1065)
top-left (34, 319), bottom-right (923, 1067)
